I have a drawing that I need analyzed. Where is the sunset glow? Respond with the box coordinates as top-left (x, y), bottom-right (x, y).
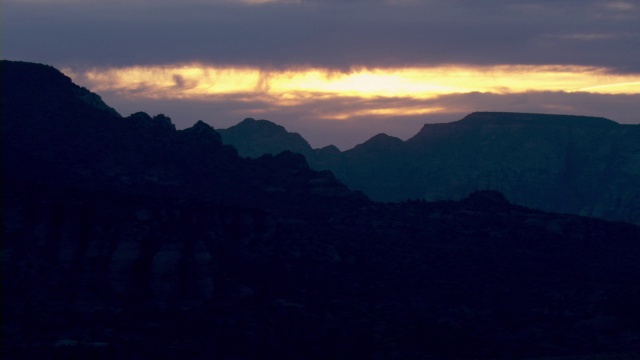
top-left (70, 64), bottom-right (640, 97)
top-left (65, 64), bottom-right (640, 120)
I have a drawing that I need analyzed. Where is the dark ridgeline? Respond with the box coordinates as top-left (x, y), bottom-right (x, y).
top-left (220, 111), bottom-right (640, 226)
top-left (2, 60), bottom-right (640, 359)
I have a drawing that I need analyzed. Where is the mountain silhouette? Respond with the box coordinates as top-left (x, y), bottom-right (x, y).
top-left (3, 60), bottom-right (640, 359)
top-left (220, 112), bottom-right (640, 225)
top-left (218, 117), bottom-right (314, 159)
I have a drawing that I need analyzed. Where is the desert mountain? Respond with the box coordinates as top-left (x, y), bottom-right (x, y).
top-left (3, 60), bottom-right (640, 359)
top-left (217, 117), bottom-right (314, 159)
top-left (220, 113), bottom-right (640, 225)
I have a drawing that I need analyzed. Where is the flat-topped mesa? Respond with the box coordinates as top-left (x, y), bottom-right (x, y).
top-left (455, 111), bottom-right (619, 127)
top-left (408, 111), bottom-right (620, 143)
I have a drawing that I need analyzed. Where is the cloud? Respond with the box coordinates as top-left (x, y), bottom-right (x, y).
top-left (604, 1), bottom-right (635, 11)
top-left (66, 64), bottom-right (640, 100)
top-left (4, 0), bottom-right (640, 73)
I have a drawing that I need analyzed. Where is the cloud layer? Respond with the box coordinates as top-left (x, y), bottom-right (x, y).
top-left (5, 0), bottom-right (640, 72)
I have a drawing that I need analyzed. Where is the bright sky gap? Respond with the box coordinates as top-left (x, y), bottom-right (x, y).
top-left (65, 64), bottom-right (640, 121)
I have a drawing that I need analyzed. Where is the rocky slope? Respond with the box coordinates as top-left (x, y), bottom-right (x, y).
top-left (3, 60), bottom-right (640, 359)
top-left (220, 113), bottom-right (640, 225)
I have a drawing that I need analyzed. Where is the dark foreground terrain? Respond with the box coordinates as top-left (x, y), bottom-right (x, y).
top-left (3, 60), bottom-right (640, 359)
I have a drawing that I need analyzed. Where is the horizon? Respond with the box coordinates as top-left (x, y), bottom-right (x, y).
top-left (4, 0), bottom-right (640, 149)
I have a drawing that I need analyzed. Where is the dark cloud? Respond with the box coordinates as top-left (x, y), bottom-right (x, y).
top-left (4, 0), bottom-right (640, 73)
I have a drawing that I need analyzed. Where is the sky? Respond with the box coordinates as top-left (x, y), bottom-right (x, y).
top-left (3, 0), bottom-right (640, 149)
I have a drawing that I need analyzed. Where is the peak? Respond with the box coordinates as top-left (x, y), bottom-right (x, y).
top-left (219, 118), bottom-right (312, 158)
top-left (458, 112), bottom-right (618, 127)
top-left (318, 145), bottom-right (341, 153)
top-left (370, 133), bottom-right (402, 141)
top-left (2, 60), bottom-right (120, 117)
top-left (348, 133), bottom-right (405, 155)
top-left (238, 117), bottom-right (272, 125)
top-left (359, 133), bottom-right (404, 147)
top-left (180, 120), bottom-right (221, 142)
top-left (192, 120), bottom-right (214, 130)
top-left (237, 118), bottom-right (283, 129)
top-left (227, 118), bottom-right (289, 135)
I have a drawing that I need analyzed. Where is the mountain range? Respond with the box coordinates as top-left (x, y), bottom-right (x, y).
top-left (219, 113), bottom-right (640, 226)
top-left (3, 60), bottom-right (640, 359)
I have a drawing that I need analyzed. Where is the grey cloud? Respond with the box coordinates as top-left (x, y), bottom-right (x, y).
top-left (3, 0), bottom-right (640, 73)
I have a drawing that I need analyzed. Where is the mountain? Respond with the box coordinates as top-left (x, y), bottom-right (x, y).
top-left (220, 113), bottom-right (640, 225)
top-left (2, 60), bottom-right (360, 213)
top-left (3, 60), bottom-right (640, 359)
top-left (218, 117), bottom-right (315, 159)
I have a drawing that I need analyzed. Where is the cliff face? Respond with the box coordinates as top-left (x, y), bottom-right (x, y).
top-left (3, 61), bottom-right (640, 359)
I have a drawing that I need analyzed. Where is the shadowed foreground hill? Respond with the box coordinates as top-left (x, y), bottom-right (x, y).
top-left (3, 60), bottom-right (640, 359)
top-left (220, 112), bottom-right (640, 225)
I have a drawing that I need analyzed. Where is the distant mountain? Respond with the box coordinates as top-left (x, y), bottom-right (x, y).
top-left (220, 113), bottom-right (640, 225)
top-left (4, 60), bottom-right (640, 359)
top-left (218, 117), bottom-right (314, 158)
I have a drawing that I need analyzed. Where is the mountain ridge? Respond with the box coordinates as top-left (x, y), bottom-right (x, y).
top-left (3, 60), bottom-right (640, 359)
top-left (219, 111), bottom-right (640, 225)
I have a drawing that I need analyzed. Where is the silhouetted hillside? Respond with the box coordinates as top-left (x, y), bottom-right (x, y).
top-left (2, 61), bottom-right (361, 213)
top-left (3, 60), bottom-right (640, 359)
top-left (220, 113), bottom-right (640, 225)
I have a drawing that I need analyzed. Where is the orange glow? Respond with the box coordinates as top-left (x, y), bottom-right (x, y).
top-left (64, 64), bottom-right (640, 119)
top-left (575, 81), bottom-right (640, 93)
top-left (320, 106), bottom-right (446, 121)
